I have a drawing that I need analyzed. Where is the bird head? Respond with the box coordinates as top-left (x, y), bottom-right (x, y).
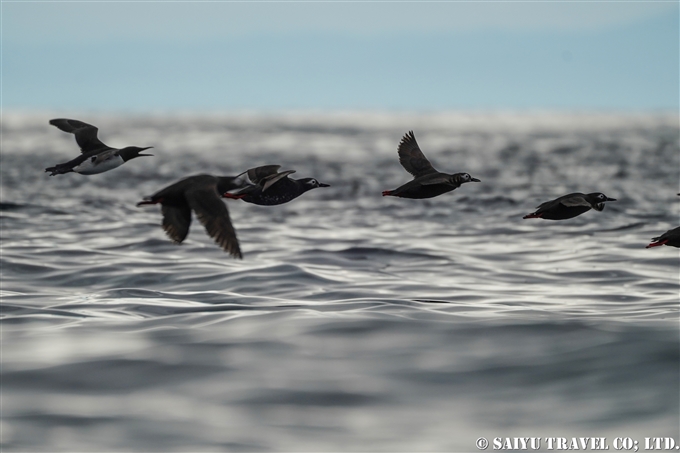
top-left (451, 173), bottom-right (481, 185)
top-left (588, 192), bottom-right (616, 211)
top-left (119, 146), bottom-right (154, 161)
top-left (301, 178), bottom-right (331, 191)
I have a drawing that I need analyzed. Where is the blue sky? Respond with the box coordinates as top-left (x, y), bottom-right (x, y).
top-left (3, 2), bottom-right (678, 112)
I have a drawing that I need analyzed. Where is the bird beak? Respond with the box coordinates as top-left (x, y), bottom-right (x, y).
top-left (139, 146), bottom-right (154, 156)
top-left (471, 178), bottom-right (481, 182)
top-left (606, 197), bottom-right (616, 202)
top-left (319, 183), bottom-right (331, 187)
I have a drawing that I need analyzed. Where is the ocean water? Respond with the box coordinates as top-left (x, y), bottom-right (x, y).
top-left (1, 112), bottom-right (678, 452)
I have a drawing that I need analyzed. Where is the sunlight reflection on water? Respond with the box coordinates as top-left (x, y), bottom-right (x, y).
top-left (1, 112), bottom-right (678, 451)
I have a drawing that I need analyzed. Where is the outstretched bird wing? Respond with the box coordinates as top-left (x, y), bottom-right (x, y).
top-left (260, 170), bottom-right (296, 192)
top-left (246, 165), bottom-right (282, 183)
top-left (398, 131), bottom-right (438, 178)
top-left (185, 185), bottom-right (242, 258)
top-left (162, 203), bottom-right (192, 244)
top-left (245, 165), bottom-right (296, 191)
top-left (49, 118), bottom-right (109, 153)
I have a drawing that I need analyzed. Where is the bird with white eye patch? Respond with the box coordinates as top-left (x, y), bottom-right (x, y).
top-left (382, 130), bottom-right (480, 199)
top-left (523, 192), bottom-right (617, 220)
top-left (224, 165), bottom-right (330, 206)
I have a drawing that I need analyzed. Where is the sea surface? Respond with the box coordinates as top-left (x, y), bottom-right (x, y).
top-left (1, 112), bottom-right (679, 452)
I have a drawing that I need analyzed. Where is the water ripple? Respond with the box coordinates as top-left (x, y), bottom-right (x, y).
top-left (1, 113), bottom-right (678, 451)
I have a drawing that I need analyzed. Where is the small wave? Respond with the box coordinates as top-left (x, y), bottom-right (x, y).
top-left (0, 202), bottom-right (27, 211)
top-left (236, 389), bottom-right (387, 407)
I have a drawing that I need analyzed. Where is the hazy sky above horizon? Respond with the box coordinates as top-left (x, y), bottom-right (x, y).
top-left (4, 1), bottom-right (678, 113)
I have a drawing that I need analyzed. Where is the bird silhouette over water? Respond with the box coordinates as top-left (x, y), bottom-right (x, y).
top-left (224, 165), bottom-right (330, 205)
top-left (523, 192), bottom-right (616, 220)
top-left (382, 131), bottom-right (480, 199)
top-left (646, 226), bottom-right (680, 248)
top-left (46, 119), bottom-right (153, 176)
top-left (136, 171), bottom-right (264, 258)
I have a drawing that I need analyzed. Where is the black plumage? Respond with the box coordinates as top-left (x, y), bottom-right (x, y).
top-left (646, 226), bottom-right (680, 248)
top-left (137, 174), bottom-right (251, 258)
top-left (224, 165), bottom-right (329, 206)
top-left (523, 192), bottom-right (616, 220)
top-left (382, 131), bottom-right (480, 199)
